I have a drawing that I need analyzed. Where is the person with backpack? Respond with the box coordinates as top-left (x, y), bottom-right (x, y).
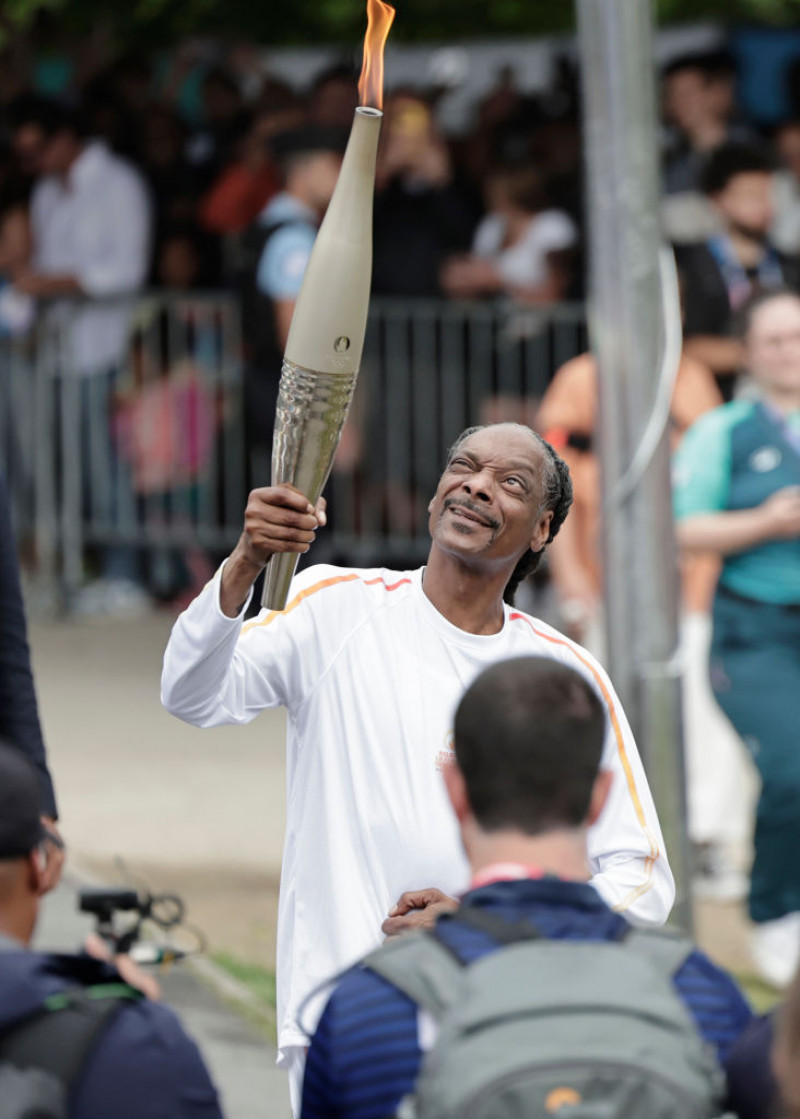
top-left (301, 656), bottom-right (754, 1119)
top-left (0, 741), bottom-right (223, 1119)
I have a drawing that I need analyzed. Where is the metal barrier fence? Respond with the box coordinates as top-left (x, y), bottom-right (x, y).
top-left (0, 293), bottom-right (587, 603)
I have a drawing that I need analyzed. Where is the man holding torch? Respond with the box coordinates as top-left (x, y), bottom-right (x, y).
top-left (162, 423), bottom-right (674, 1110)
top-left (162, 3), bottom-right (672, 1110)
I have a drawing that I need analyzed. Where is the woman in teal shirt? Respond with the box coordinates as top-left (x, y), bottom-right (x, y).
top-left (675, 288), bottom-right (800, 990)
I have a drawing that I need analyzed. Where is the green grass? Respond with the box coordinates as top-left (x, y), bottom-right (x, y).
top-left (735, 970), bottom-right (784, 1015)
top-left (211, 952), bottom-right (277, 1040)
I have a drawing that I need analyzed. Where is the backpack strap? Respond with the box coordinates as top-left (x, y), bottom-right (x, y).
top-left (363, 910), bottom-right (543, 1021)
top-left (440, 907), bottom-right (543, 946)
top-left (622, 927), bottom-right (695, 978)
top-left (363, 933), bottom-right (467, 1021)
top-left (0, 982), bottom-right (142, 1090)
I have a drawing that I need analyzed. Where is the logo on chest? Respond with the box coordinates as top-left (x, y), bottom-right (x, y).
top-left (749, 445), bottom-right (782, 473)
top-left (435, 731), bottom-right (455, 774)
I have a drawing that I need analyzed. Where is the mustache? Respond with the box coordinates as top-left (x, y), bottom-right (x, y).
top-left (443, 497), bottom-right (500, 529)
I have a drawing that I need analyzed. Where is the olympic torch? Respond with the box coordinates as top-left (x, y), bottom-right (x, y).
top-left (261, 0), bottom-right (395, 610)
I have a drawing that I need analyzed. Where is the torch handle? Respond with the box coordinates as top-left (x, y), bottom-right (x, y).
top-left (261, 361), bottom-right (357, 611)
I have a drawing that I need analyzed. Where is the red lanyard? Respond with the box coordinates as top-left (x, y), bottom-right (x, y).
top-left (469, 863), bottom-right (548, 890)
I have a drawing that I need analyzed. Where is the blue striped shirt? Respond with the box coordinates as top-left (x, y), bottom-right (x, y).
top-left (301, 878), bottom-right (753, 1119)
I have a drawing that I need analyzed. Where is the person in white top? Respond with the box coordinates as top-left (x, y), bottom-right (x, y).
top-left (161, 422), bottom-right (674, 1114)
top-left (440, 160), bottom-right (576, 303)
top-left (10, 96), bottom-right (153, 611)
top-left (10, 96), bottom-right (152, 376)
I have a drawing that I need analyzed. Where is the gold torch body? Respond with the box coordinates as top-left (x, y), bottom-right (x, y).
top-left (261, 107), bottom-right (382, 610)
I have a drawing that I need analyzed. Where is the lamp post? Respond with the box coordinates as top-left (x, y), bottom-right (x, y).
top-left (576, 0), bottom-right (692, 931)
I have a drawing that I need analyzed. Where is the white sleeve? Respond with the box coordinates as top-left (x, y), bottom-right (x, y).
top-left (78, 168), bottom-right (152, 296)
top-left (584, 664), bottom-right (675, 927)
top-left (160, 563), bottom-right (342, 728)
top-left (472, 214), bottom-right (503, 258)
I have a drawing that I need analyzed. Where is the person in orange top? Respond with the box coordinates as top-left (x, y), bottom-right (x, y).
top-left (537, 350), bottom-right (722, 632)
top-left (198, 83), bottom-right (305, 236)
top-left (537, 350), bottom-right (750, 898)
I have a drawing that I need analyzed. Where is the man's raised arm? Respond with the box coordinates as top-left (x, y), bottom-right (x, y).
top-left (161, 485), bottom-right (325, 727)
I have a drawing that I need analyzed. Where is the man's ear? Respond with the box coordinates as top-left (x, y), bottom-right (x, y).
top-left (530, 509), bottom-right (553, 554)
top-left (587, 769), bottom-right (613, 828)
top-left (23, 850), bottom-right (45, 896)
top-left (442, 760), bottom-right (471, 825)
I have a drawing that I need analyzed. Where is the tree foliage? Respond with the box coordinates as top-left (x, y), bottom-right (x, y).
top-left (2, 0), bottom-right (800, 49)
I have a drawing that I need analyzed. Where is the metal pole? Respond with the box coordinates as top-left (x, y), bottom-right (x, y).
top-left (576, 0), bottom-right (692, 931)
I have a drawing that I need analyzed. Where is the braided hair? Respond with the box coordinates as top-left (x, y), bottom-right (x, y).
top-left (446, 425), bottom-right (573, 606)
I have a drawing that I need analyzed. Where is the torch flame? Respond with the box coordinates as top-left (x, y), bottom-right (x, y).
top-left (358, 0), bottom-right (395, 111)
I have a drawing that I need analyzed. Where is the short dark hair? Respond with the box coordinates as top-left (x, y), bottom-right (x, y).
top-left (701, 142), bottom-right (774, 196)
top-left (446, 425), bottom-right (573, 606)
top-left (454, 657), bottom-right (606, 835)
top-left (662, 49), bottom-right (736, 84)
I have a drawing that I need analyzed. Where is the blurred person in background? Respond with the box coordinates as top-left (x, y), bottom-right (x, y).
top-left (8, 94), bottom-right (154, 615)
top-left (114, 308), bottom-right (218, 608)
top-left (108, 51), bottom-right (155, 120)
top-left (0, 741), bottom-right (223, 1119)
top-left (662, 50), bottom-right (756, 197)
top-left (771, 120), bottom-right (800, 256)
top-left (674, 143), bottom-right (800, 398)
top-left (372, 89), bottom-right (479, 297)
top-left (674, 288), bottom-right (800, 989)
top-left (0, 195), bottom-right (35, 335)
top-left (185, 65), bottom-right (249, 190)
top-left (198, 79), bottom-right (304, 237)
top-left (0, 473), bottom-right (63, 893)
top-left (136, 104), bottom-right (198, 230)
top-left (152, 222), bottom-right (219, 292)
top-left (307, 65), bottom-right (359, 131)
top-left (458, 64), bottom-right (526, 187)
top-left (536, 342), bottom-right (751, 900)
top-left (440, 159), bottom-right (576, 304)
top-left (237, 125), bottom-right (344, 484)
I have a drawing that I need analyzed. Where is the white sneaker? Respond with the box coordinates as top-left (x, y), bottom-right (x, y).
top-left (752, 913), bottom-right (800, 989)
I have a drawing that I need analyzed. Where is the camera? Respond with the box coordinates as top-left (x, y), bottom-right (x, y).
top-left (78, 884), bottom-right (190, 959)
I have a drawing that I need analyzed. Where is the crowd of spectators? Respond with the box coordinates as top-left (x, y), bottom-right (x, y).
top-left (2, 42), bottom-right (800, 359)
top-left (0, 38), bottom-right (586, 315)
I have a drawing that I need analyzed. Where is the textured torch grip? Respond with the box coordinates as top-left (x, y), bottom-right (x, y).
top-left (261, 360), bottom-right (357, 611)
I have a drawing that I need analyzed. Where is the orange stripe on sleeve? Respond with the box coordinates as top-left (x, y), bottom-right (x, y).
top-left (241, 573), bottom-right (411, 635)
top-left (510, 612), bottom-right (659, 912)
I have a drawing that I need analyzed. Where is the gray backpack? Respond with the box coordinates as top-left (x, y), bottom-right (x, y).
top-left (0, 983), bottom-right (138, 1119)
top-left (364, 909), bottom-right (726, 1119)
